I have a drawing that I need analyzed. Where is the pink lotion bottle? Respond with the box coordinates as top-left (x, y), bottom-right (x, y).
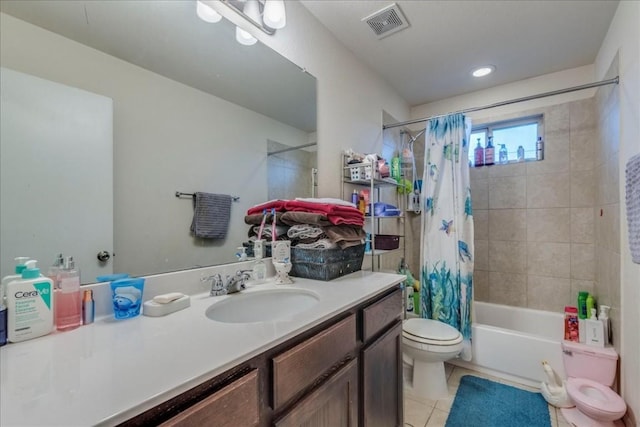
top-left (56, 256), bottom-right (81, 331)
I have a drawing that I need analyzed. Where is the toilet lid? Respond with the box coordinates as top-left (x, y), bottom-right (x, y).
top-left (403, 318), bottom-right (462, 344)
top-left (566, 378), bottom-right (627, 416)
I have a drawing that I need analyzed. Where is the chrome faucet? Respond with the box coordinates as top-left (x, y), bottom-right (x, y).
top-left (202, 270), bottom-right (252, 296)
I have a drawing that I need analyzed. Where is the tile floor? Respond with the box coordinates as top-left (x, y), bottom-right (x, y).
top-left (403, 364), bottom-right (572, 427)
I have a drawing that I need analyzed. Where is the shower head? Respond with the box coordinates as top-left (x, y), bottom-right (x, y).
top-left (400, 129), bottom-right (426, 144)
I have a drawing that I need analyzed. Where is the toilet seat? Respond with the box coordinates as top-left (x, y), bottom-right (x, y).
top-left (403, 318), bottom-right (463, 346)
top-left (566, 377), bottom-right (627, 420)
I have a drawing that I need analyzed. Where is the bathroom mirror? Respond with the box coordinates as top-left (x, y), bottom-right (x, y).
top-left (0, 1), bottom-right (317, 283)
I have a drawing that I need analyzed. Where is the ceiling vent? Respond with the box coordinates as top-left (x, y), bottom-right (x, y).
top-left (362, 3), bottom-right (409, 39)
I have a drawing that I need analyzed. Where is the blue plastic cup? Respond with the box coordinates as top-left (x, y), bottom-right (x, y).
top-left (110, 278), bottom-right (145, 319)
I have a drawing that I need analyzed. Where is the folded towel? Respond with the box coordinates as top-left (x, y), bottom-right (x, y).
top-left (281, 212), bottom-right (332, 226)
top-left (295, 239), bottom-right (337, 249)
top-left (247, 199), bottom-right (286, 215)
top-left (283, 200), bottom-right (364, 226)
top-left (249, 224), bottom-right (290, 240)
top-left (244, 212), bottom-right (284, 225)
top-left (287, 224), bottom-right (325, 239)
top-left (295, 197), bottom-right (357, 208)
top-left (324, 225), bottom-right (366, 245)
top-left (190, 192), bottom-right (232, 239)
top-left (625, 153), bottom-right (640, 263)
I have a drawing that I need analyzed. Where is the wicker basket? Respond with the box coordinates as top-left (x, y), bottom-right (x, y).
top-left (290, 244), bottom-right (365, 281)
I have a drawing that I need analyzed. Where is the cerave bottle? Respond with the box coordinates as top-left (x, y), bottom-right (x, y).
top-left (6, 260), bottom-right (54, 342)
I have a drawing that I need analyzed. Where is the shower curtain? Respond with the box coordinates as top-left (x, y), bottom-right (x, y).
top-left (420, 113), bottom-right (474, 361)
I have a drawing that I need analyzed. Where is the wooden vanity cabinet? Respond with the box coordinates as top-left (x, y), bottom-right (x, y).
top-left (360, 287), bottom-right (403, 427)
top-left (159, 369), bottom-right (259, 427)
top-left (120, 284), bottom-right (402, 427)
top-left (274, 359), bottom-right (359, 427)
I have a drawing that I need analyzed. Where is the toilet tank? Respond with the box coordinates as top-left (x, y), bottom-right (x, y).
top-left (561, 341), bottom-right (618, 386)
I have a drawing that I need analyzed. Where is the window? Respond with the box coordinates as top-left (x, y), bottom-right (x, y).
top-left (468, 115), bottom-right (543, 166)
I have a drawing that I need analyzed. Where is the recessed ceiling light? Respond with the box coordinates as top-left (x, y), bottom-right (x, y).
top-left (472, 66), bottom-right (495, 78)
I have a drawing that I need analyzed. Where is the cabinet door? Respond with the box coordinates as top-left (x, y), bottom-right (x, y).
top-left (361, 321), bottom-right (403, 427)
top-left (274, 359), bottom-right (358, 427)
top-left (159, 370), bottom-right (259, 427)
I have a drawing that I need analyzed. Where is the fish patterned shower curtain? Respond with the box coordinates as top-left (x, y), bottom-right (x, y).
top-left (420, 113), bottom-right (474, 361)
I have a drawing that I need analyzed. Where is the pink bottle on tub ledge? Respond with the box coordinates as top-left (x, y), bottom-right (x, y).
top-left (564, 306), bottom-right (579, 342)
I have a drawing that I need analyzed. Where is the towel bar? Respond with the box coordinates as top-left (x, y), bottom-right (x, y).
top-left (175, 191), bottom-right (240, 201)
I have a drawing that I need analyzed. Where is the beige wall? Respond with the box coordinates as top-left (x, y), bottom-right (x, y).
top-left (594, 1), bottom-right (640, 424)
top-left (594, 58), bottom-right (621, 355)
top-left (469, 98), bottom-right (600, 314)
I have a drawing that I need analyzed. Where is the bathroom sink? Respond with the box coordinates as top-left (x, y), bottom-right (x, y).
top-left (205, 288), bottom-right (320, 323)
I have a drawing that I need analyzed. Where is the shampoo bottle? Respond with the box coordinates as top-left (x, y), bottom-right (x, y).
top-left (56, 256), bottom-right (81, 331)
top-left (7, 260), bottom-right (54, 342)
top-left (484, 136), bottom-right (495, 166)
top-left (499, 144), bottom-right (508, 164)
top-left (474, 138), bottom-right (484, 167)
top-left (585, 308), bottom-right (605, 348)
top-left (586, 294), bottom-right (595, 318)
top-left (577, 291), bottom-right (589, 319)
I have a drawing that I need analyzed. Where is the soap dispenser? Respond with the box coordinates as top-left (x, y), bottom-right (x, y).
top-left (6, 260), bottom-right (54, 342)
top-left (1, 257), bottom-right (31, 289)
top-left (252, 241), bottom-right (267, 284)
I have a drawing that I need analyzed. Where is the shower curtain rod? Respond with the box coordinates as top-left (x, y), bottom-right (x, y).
top-left (383, 76), bottom-right (619, 130)
top-left (267, 142), bottom-right (317, 156)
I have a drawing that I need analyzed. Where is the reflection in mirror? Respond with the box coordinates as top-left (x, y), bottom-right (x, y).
top-left (267, 141), bottom-right (318, 200)
top-left (0, 1), bottom-right (317, 283)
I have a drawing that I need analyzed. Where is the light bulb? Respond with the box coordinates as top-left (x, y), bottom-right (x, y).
top-left (196, 1), bottom-right (222, 23)
top-left (243, 0), bottom-right (261, 24)
top-left (236, 26), bottom-right (257, 46)
top-left (472, 66), bottom-right (495, 77)
top-left (263, 0), bottom-right (286, 29)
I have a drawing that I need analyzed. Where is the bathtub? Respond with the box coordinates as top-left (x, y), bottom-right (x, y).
top-left (449, 301), bottom-right (566, 388)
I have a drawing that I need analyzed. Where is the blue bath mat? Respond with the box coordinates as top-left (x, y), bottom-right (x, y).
top-left (445, 375), bottom-right (551, 427)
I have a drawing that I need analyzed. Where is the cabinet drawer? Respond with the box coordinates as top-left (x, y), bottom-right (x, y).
top-left (272, 314), bottom-right (357, 410)
top-left (362, 287), bottom-right (402, 342)
top-left (159, 370), bottom-right (259, 427)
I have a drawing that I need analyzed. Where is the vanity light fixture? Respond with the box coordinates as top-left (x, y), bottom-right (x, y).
top-left (196, 0), bottom-right (287, 46)
top-left (196, 1), bottom-right (222, 23)
top-left (235, 0), bottom-right (259, 45)
top-left (472, 65), bottom-right (495, 78)
top-left (263, 0), bottom-right (286, 29)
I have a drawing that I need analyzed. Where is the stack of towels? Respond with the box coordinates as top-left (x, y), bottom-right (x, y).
top-left (244, 198), bottom-right (366, 250)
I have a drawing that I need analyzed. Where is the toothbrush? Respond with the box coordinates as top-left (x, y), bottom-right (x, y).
top-left (271, 208), bottom-right (277, 243)
top-left (257, 209), bottom-right (267, 239)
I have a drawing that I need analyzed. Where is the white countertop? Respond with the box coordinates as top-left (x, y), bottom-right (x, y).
top-left (0, 271), bottom-right (404, 426)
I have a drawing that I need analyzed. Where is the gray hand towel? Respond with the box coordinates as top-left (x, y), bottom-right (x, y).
top-left (190, 192), bottom-right (232, 239)
top-left (626, 153), bottom-right (640, 263)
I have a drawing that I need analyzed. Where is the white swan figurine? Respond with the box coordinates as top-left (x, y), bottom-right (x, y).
top-left (540, 360), bottom-right (573, 408)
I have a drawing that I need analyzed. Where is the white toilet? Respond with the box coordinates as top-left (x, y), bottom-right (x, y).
top-left (402, 318), bottom-right (463, 399)
top-left (560, 341), bottom-right (626, 427)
